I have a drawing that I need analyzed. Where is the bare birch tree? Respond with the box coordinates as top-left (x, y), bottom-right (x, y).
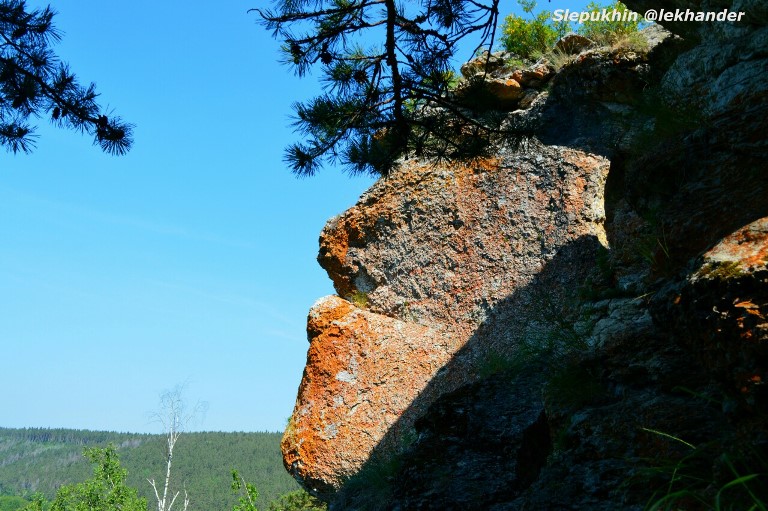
top-left (147, 384), bottom-right (207, 511)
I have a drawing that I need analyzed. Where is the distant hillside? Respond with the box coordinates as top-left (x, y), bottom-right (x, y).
top-left (0, 427), bottom-right (298, 510)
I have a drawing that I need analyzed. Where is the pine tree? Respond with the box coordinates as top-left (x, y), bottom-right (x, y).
top-left (0, 1), bottom-right (132, 155)
top-left (256, 0), bottom-right (502, 176)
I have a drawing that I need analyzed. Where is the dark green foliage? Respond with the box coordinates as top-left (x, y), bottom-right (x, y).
top-left (255, 0), bottom-right (502, 176)
top-left (267, 490), bottom-right (326, 511)
top-left (0, 495), bottom-right (29, 511)
top-left (0, 0), bottom-right (132, 154)
top-left (14, 495), bottom-right (43, 511)
top-left (639, 431), bottom-right (768, 511)
top-left (0, 428), bottom-right (299, 511)
top-left (43, 446), bottom-right (146, 511)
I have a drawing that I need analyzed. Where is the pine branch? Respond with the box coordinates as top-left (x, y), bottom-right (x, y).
top-left (0, 2), bottom-right (132, 155)
top-left (257, 0), bottom-right (503, 175)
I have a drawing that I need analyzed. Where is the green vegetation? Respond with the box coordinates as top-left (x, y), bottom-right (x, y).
top-left (257, 0), bottom-right (646, 177)
top-left (12, 496), bottom-right (43, 511)
top-left (32, 445), bottom-right (146, 511)
top-left (231, 470), bottom-right (260, 511)
top-left (267, 490), bottom-right (326, 511)
top-left (638, 231), bottom-right (671, 273)
top-left (640, 429), bottom-right (768, 511)
top-left (699, 261), bottom-right (744, 281)
top-left (256, 0), bottom-right (503, 176)
top-left (579, 1), bottom-right (643, 46)
top-left (499, 0), bottom-right (568, 61)
top-left (0, 496), bottom-right (29, 511)
top-left (232, 470), bottom-right (326, 511)
top-left (0, 428), bottom-right (299, 511)
top-left (0, 0), bottom-right (132, 154)
top-left (347, 290), bottom-right (369, 309)
top-left (499, 0), bottom-right (644, 61)
top-left (625, 208), bottom-right (675, 275)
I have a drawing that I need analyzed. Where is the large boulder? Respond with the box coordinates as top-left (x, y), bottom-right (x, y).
top-left (282, 295), bottom-right (453, 496)
top-left (287, 146), bottom-right (610, 497)
top-left (654, 217), bottom-right (768, 411)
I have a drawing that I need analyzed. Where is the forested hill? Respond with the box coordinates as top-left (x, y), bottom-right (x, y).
top-left (0, 427), bottom-right (299, 510)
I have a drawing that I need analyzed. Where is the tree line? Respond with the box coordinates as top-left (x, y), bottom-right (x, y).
top-left (4, 445), bottom-right (325, 511)
top-left (0, 427), bottom-right (311, 511)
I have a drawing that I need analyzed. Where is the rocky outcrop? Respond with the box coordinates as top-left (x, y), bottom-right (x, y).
top-left (282, 295), bottom-right (453, 495)
top-left (317, 150), bottom-right (608, 338)
top-left (281, 0), bottom-right (768, 508)
top-left (555, 33), bottom-right (594, 54)
top-left (388, 323), bottom-right (727, 510)
top-left (390, 367), bottom-right (549, 510)
top-left (289, 148), bottom-right (609, 497)
top-left (654, 218), bottom-right (768, 412)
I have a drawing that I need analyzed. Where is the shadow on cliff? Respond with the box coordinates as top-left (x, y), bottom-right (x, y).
top-left (330, 234), bottom-right (608, 510)
top-left (329, 115), bottom-right (768, 508)
top-left (538, 80), bottom-right (768, 275)
top-left (323, 24), bottom-right (768, 507)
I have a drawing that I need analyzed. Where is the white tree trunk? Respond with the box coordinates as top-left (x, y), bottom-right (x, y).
top-left (147, 384), bottom-right (206, 511)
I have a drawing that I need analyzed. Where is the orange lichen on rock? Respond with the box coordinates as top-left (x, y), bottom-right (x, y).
top-left (289, 145), bottom-right (611, 496)
top-left (700, 217), bottom-right (768, 271)
top-left (282, 295), bottom-right (453, 496)
top-left (485, 77), bottom-right (524, 101)
top-left (666, 217), bottom-right (768, 408)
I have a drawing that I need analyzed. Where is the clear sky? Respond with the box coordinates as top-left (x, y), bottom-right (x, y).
top-left (1, 0), bottom-right (592, 433)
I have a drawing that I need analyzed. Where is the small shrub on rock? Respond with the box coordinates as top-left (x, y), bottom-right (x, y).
top-left (578, 1), bottom-right (643, 46)
top-left (500, 0), bottom-right (644, 61)
top-left (500, 0), bottom-right (568, 60)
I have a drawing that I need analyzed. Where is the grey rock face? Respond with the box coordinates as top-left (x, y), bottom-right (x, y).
top-left (284, 1), bottom-right (768, 508)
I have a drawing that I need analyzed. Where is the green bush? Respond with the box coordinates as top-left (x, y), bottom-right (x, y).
top-left (0, 496), bottom-right (31, 511)
top-left (500, 0), bottom-right (643, 61)
top-left (578, 1), bottom-right (642, 45)
top-left (500, 0), bottom-right (565, 60)
top-left (24, 446), bottom-right (146, 511)
top-left (268, 490), bottom-right (327, 511)
top-left (639, 430), bottom-right (768, 511)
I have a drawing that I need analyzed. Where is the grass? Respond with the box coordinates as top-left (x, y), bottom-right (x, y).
top-left (545, 49), bottom-right (575, 71)
top-left (612, 30), bottom-right (650, 52)
top-left (698, 261), bottom-right (743, 281)
top-left (504, 56), bottom-right (528, 70)
top-left (637, 229), bottom-right (671, 273)
top-left (639, 429), bottom-right (768, 511)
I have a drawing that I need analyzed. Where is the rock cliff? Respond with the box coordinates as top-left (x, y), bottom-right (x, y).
top-left (281, 0), bottom-right (768, 508)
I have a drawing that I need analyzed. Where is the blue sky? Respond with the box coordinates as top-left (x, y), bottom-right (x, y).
top-left (1, 0), bottom-right (592, 433)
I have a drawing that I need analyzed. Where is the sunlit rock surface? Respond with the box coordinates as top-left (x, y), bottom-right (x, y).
top-left (278, 0), bottom-right (768, 506)
top-left (286, 149), bottom-right (609, 496)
